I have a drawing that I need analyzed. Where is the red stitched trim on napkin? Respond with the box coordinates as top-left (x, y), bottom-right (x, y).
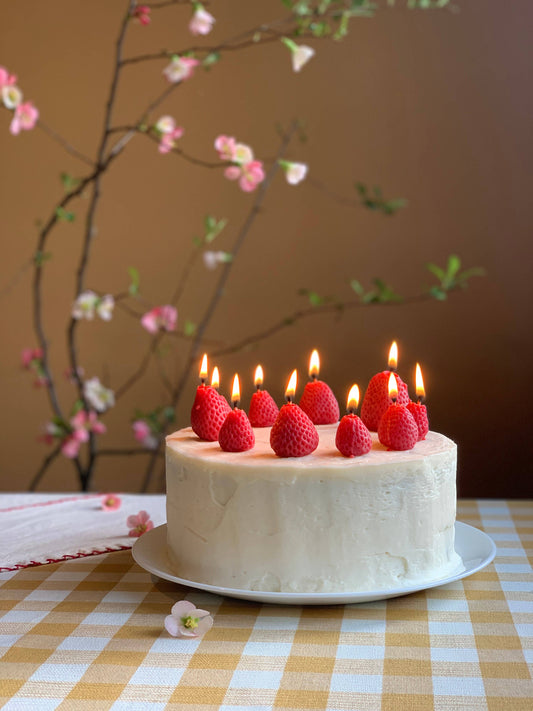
top-left (0, 544), bottom-right (132, 572)
top-left (0, 494), bottom-right (103, 513)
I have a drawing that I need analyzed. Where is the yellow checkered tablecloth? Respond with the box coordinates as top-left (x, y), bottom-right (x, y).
top-left (1, 499), bottom-right (532, 710)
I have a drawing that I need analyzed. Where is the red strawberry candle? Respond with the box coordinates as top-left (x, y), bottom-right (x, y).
top-left (299, 349), bottom-right (340, 424)
top-left (335, 384), bottom-right (372, 457)
top-left (378, 372), bottom-right (418, 451)
top-left (361, 340), bottom-right (409, 431)
top-left (249, 365), bottom-right (279, 427)
top-left (219, 374), bottom-right (255, 452)
top-left (190, 354), bottom-right (231, 441)
top-left (270, 369), bottom-right (319, 458)
top-left (407, 363), bottom-right (429, 441)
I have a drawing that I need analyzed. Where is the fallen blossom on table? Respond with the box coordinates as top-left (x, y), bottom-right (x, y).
top-left (189, 5), bottom-right (215, 36)
top-left (131, 5), bottom-right (151, 26)
top-left (84, 377), bottom-right (115, 412)
top-left (127, 510), bottom-right (154, 537)
top-left (132, 419), bottom-right (159, 450)
top-left (165, 600), bottom-right (214, 638)
top-left (141, 305), bottom-right (177, 334)
top-left (100, 493), bottom-right (122, 511)
top-left (10, 101), bottom-right (39, 135)
top-left (163, 56), bottom-right (200, 84)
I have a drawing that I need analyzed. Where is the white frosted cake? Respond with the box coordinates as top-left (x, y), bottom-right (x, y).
top-left (165, 424), bottom-right (460, 593)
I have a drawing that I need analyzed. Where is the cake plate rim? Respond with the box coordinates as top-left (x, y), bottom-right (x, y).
top-left (131, 521), bottom-right (496, 605)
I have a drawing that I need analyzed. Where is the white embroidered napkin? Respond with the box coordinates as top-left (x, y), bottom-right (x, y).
top-left (0, 493), bottom-right (166, 570)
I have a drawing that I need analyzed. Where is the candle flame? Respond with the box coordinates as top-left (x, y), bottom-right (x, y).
top-left (254, 365), bottom-right (264, 388)
top-left (388, 371), bottom-right (398, 400)
top-left (285, 369), bottom-right (298, 400)
top-left (415, 363), bottom-right (425, 399)
top-left (309, 349), bottom-right (320, 378)
top-left (388, 341), bottom-right (398, 370)
top-left (200, 353), bottom-right (208, 380)
top-left (232, 373), bottom-right (240, 404)
top-left (211, 366), bottom-right (220, 389)
top-left (347, 384), bottom-right (360, 412)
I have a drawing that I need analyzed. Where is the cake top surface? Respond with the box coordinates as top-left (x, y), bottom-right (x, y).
top-left (166, 425), bottom-right (455, 470)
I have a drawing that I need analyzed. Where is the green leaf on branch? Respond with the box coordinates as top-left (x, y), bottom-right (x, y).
top-left (350, 277), bottom-right (402, 303)
top-left (298, 288), bottom-right (338, 307)
top-left (204, 215), bottom-right (227, 244)
top-left (60, 172), bottom-right (82, 193)
top-left (355, 182), bottom-right (407, 215)
top-left (128, 267), bottom-right (140, 296)
top-left (34, 251), bottom-right (52, 267)
top-left (426, 254), bottom-right (485, 299)
top-left (184, 320), bottom-right (196, 336)
top-left (55, 206), bottom-right (75, 222)
top-left (203, 52), bottom-right (220, 69)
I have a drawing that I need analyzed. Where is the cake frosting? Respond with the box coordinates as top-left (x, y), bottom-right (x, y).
top-left (165, 424), bottom-right (460, 593)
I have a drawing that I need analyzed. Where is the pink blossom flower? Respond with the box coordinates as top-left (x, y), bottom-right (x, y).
top-left (279, 160), bottom-right (308, 185)
top-left (21, 348), bottom-right (43, 369)
top-left (189, 5), bottom-right (215, 36)
top-left (71, 410), bottom-right (107, 436)
top-left (224, 161), bottom-right (265, 192)
top-left (101, 494), bottom-right (122, 511)
top-left (127, 510), bottom-right (154, 538)
top-left (214, 135), bottom-right (237, 161)
top-left (2, 85), bottom-right (22, 110)
top-left (61, 435), bottom-right (82, 459)
top-left (165, 600), bottom-right (213, 638)
top-left (159, 127), bottom-right (184, 155)
top-left (141, 305), bottom-right (177, 334)
top-left (233, 143), bottom-right (254, 165)
top-left (132, 420), bottom-right (159, 450)
top-left (155, 115), bottom-right (177, 134)
top-left (163, 56), bottom-right (200, 84)
top-left (0, 67), bottom-right (17, 89)
top-left (9, 101), bottom-right (39, 136)
top-left (131, 5), bottom-right (151, 25)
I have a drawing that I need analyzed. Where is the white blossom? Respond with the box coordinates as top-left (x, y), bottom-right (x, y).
top-left (84, 377), bottom-right (115, 413)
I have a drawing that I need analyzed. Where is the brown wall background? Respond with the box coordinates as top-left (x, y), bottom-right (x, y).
top-left (1, 1), bottom-right (531, 498)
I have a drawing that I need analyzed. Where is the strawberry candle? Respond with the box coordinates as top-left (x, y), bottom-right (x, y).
top-left (248, 365), bottom-right (279, 427)
top-left (335, 384), bottom-right (372, 457)
top-left (361, 340), bottom-right (410, 431)
top-left (299, 349), bottom-right (340, 424)
top-left (190, 353), bottom-right (231, 441)
top-left (407, 363), bottom-right (429, 441)
top-left (377, 372), bottom-right (418, 451)
top-left (270, 369), bottom-right (319, 458)
top-left (218, 374), bottom-right (255, 452)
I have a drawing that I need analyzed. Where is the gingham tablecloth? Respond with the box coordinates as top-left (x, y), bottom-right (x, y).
top-left (1, 499), bottom-right (532, 710)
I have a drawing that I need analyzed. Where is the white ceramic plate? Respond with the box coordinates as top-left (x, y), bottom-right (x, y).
top-left (132, 521), bottom-right (496, 605)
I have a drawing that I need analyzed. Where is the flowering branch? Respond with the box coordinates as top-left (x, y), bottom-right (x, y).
top-left (3, 0), bottom-right (469, 491)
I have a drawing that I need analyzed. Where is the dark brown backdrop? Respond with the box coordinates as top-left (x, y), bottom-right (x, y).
top-left (1, 1), bottom-right (532, 497)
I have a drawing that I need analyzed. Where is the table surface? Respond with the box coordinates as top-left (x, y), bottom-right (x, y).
top-left (1, 499), bottom-right (532, 711)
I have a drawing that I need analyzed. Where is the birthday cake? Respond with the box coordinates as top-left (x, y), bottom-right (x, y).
top-left (165, 424), bottom-right (460, 593)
